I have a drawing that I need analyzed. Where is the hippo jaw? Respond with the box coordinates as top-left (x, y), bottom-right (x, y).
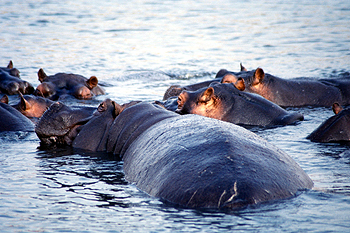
top-left (38, 124), bottom-right (84, 146)
top-left (35, 102), bottom-right (93, 146)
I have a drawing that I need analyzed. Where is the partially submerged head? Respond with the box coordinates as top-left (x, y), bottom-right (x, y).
top-left (12, 93), bottom-right (54, 118)
top-left (35, 99), bottom-right (140, 148)
top-left (307, 103), bottom-right (350, 143)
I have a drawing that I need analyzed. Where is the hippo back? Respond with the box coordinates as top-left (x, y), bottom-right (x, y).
top-left (107, 102), bottom-right (178, 156)
top-left (122, 113), bottom-right (313, 209)
top-left (213, 83), bottom-right (304, 126)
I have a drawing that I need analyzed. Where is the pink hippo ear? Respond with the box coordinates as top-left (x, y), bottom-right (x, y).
top-left (86, 76), bottom-right (98, 89)
top-left (199, 87), bottom-right (215, 103)
top-left (234, 78), bottom-right (246, 91)
top-left (19, 92), bottom-right (31, 111)
top-left (221, 73), bottom-right (238, 84)
top-left (37, 68), bottom-right (48, 83)
top-left (252, 68), bottom-right (265, 86)
top-left (0, 95), bottom-right (9, 104)
top-left (332, 102), bottom-right (343, 115)
top-left (240, 63), bottom-right (247, 71)
top-left (7, 60), bottom-right (13, 69)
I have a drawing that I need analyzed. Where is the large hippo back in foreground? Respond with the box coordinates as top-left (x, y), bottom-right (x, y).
top-left (107, 103), bottom-right (313, 209)
top-left (37, 101), bottom-right (313, 209)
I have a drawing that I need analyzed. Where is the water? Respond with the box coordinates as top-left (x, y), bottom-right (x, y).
top-left (1, 0), bottom-right (350, 232)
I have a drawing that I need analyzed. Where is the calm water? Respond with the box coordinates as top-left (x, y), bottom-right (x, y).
top-left (1, 0), bottom-right (350, 232)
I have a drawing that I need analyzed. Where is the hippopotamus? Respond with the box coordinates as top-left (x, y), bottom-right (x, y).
top-left (36, 100), bottom-right (313, 209)
top-left (35, 102), bottom-right (97, 146)
top-left (162, 64), bottom-right (247, 100)
top-left (0, 94), bottom-right (34, 132)
top-left (0, 60), bottom-right (20, 77)
top-left (11, 93), bottom-right (55, 119)
top-left (307, 103), bottom-right (350, 143)
top-left (216, 67), bottom-right (347, 107)
top-left (163, 79), bottom-right (221, 100)
top-left (173, 82), bottom-right (304, 127)
top-left (34, 68), bottom-right (105, 100)
top-left (0, 61), bottom-right (34, 95)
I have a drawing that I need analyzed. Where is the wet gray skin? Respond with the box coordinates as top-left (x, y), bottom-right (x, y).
top-left (175, 82), bottom-right (304, 127)
top-left (0, 102), bottom-right (34, 132)
top-left (307, 103), bottom-right (350, 143)
top-left (37, 101), bottom-right (313, 210)
top-left (35, 102), bottom-right (96, 146)
top-left (34, 68), bottom-right (105, 100)
top-left (217, 67), bottom-right (348, 107)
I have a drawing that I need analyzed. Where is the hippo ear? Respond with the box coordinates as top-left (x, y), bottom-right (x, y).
top-left (19, 92), bottom-right (31, 111)
top-left (240, 63), bottom-right (247, 71)
top-left (7, 60), bottom-right (13, 69)
top-left (0, 95), bottom-right (9, 104)
top-left (252, 68), bottom-right (265, 85)
top-left (86, 76), bottom-right (98, 89)
top-left (199, 87), bottom-right (214, 102)
top-left (332, 102), bottom-right (343, 115)
top-left (215, 69), bottom-right (229, 78)
top-left (221, 74), bottom-right (238, 84)
top-left (38, 68), bottom-right (47, 82)
top-left (112, 101), bottom-right (123, 118)
top-left (234, 78), bottom-right (245, 91)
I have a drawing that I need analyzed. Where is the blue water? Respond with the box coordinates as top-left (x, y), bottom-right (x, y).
top-left (1, 0), bottom-right (350, 232)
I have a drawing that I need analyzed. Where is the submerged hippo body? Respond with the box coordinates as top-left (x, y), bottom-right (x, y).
top-left (307, 103), bottom-right (350, 143)
top-left (0, 61), bottom-right (34, 95)
top-left (0, 102), bottom-right (34, 132)
top-left (34, 68), bottom-right (105, 100)
top-left (36, 101), bottom-right (313, 209)
top-left (217, 68), bottom-right (345, 107)
top-left (175, 82), bottom-right (304, 127)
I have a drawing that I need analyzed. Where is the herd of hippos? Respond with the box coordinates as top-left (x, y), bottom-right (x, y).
top-left (1, 60), bottom-right (350, 210)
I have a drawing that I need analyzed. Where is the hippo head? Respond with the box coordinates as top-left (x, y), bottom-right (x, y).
top-left (1, 60), bottom-right (20, 77)
top-left (72, 99), bottom-right (124, 151)
top-left (35, 102), bottom-right (96, 146)
top-left (0, 70), bottom-right (33, 95)
top-left (72, 76), bottom-right (98, 99)
top-left (163, 85), bottom-right (184, 101)
top-left (35, 99), bottom-right (138, 149)
top-left (35, 82), bottom-right (57, 99)
top-left (36, 68), bottom-right (100, 100)
top-left (220, 75), bottom-right (246, 91)
top-left (176, 85), bottom-right (224, 120)
top-left (12, 93), bottom-right (54, 118)
top-left (176, 81), bottom-right (245, 120)
top-left (307, 103), bottom-right (350, 143)
top-left (238, 67), bottom-right (266, 93)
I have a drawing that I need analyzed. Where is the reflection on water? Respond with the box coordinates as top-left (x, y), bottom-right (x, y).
top-left (1, 0), bottom-right (350, 232)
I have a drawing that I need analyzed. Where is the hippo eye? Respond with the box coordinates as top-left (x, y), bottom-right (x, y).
top-left (98, 103), bottom-right (106, 112)
top-left (177, 96), bottom-right (183, 108)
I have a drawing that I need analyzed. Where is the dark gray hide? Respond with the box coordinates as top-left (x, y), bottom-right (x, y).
top-left (307, 108), bottom-right (350, 143)
top-left (108, 102), bottom-right (313, 209)
top-left (0, 102), bottom-right (34, 132)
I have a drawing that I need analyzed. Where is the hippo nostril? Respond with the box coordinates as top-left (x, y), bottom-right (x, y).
top-left (49, 136), bottom-right (57, 143)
